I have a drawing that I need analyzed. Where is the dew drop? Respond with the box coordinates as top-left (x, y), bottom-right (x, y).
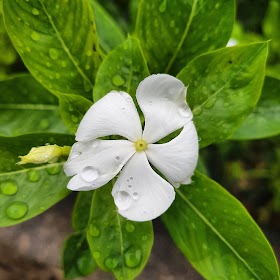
top-left (81, 166), bottom-right (98, 183)
top-left (193, 106), bottom-right (202, 116)
top-left (77, 251), bottom-right (96, 276)
top-left (132, 192), bottom-right (139, 200)
top-left (39, 119), bottom-right (50, 129)
top-left (223, 102), bottom-right (230, 108)
top-left (142, 235), bottom-right (148, 241)
top-left (104, 257), bottom-right (118, 269)
top-left (124, 246), bottom-right (142, 268)
top-left (61, 61), bottom-right (67, 67)
top-left (93, 251), bottom-right (101, 259)
top-left (0, 180), bottom-right (18, 195)
top-left (126, 97), bottom-right (132, 102)
top-left (32, 8), bottom-right (40, 15)
top-left (125, 222), bottom-right (135, 233)
top-left (115, 156), bottom-right (120, 161)
top-left (5, 201), bottom-right (28, 220)
top-left (204, 97), bottom-right (216, 109)
top-left (88, 224), bottom-right (100, 237)
top-left (112, 75), bottom-right (125, 86)
top-left (46, 165), bottom-right (60, 175)
top-left (27, 170), bottom-right (41, 182)
top-left (130, 177), bottom-right (133, 180)
top-left (127, 185), bottom-right (132, 189)
top-left (71, 115), bottom-right (79, 123)
top-left (121, 107), bottom-right (125, 111)
top-left (114, 191), bottom-right (132, 211)
top-left (31, 31), bottom-right (40, 41)
top-left (49, 48), bottom-right (59, 60)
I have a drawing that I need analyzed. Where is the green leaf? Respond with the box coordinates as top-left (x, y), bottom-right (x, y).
top-left (72, 191), bottom-right (94, 231)
top-left (162, 171), bottom-right (280, 280)
top-left (87, 183), bottom-right (153, 280)
top-left (232, 76), bottom-right (280, 140)
top-left (135, 0), bottom-right (235, 74)
top-left (0, 133), bottom-right (74, 227)
top-left (3, 0), bottom-right (103, 98)
top-left (0, 74), bottom-right (69, 136)
top-left (93, 37), bottom-right (149, 102)
top-left (59, 94), bottom-right (93, 134)
top-left (63, 232), bottom-right (97, 279)
top-left (90, 0), bottom-right (125, 54)
top-left (177, 42), bottom-right (268, 148)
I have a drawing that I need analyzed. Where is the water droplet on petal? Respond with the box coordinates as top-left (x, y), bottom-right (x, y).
top-left (132, 192), bottom-right (139, 200)
top-left (114, 191), bottom-right (132, 211)
top-left (88, 224), bottom-right (100, 237)
top-left (115, 156), bottom-right (120, 161)
top-left (112, 75), bottom-right (125, 86)
top-left (5, 201), bottom-right (28, 220)
top-left (32, 8), bottom-right (40, 15)
top-left (27, 170), bottom-right (41, 182)
top-left (124, 246), bottom-right (142, 268)
top-left (125, 222), bottom-right (135, 233)
top-left (0, 180), bottom-right (18, 195)
top-left (126, 97), bottom-right (132, 102)
top-left (81, 167), bottom-right (98, 183)
top-left (130, 177), bottom-right (133, 180)
top-left (127, 185), bottom-right (132, 189)
top-left (104, 257), bottom-right (118, 269)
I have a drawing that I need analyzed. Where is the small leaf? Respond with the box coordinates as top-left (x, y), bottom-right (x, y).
top-left (63, 232), bottom-right (97, 279)
top-left (232, 76), bottom-right (280, 140)
top-left (59, 94), bottom-right (93, 134)
top-left (177, 42), bottom-right (268, 148)
top-left (87, 183), bottom-right (153, 280)
top-left (3, 0), bottom-right (102, 98)
top-left (93, 37), bottom-right (149, 102)
top-left (72, 191), bottom-right (94, 231)
top-left (90, 0), bottom-right (125, 54)
top-left (162, 171), bottom-right (280, 280)
top-left (0, 133), bottom-right (74, 227)
top-left (0, 74), bottom-right (69, 136)
top-left (135, 0), bottom-right (234, 74)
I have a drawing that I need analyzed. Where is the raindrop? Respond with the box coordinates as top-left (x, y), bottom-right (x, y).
top-left (88, 224), bottom-right (100, 237)
top-left (27, 170), bottom-right (41, 182)
top-left (159, 0), bottom-right (167, 13)
top-left (32, 8), bottom-right (40, 15)
top-left (49, 48), bottom-right (59, 60)
top-left (223, 102), bottom-right (230, 108)
top-left (5, 201), bottom-right (28, 220)
top-left (85, 64), bottom-right (90, 70)
top-left (193, 106), bottom-right (202, 116)
top-left (104, 257), bottom-right (118, 269)
top-left (112, 75), bottom-right (125, 86)
top-left (132, 192), bottom-right (139, 200)
top-left (93, 251), bottom-right (101, 259)
top-left (130, 177), bottom-right (133, 180)
top-left (142, 235), bottom-right (148, 241)
top-left (115, 156), bottom-right (120, 161)
top-left (126, 97), bottom-right (132, 102)
top-left (204, 97), bottom-right (216, 109)
top-left (77, 251), bottom-right (96, 276)
top-left (46, 165), bottom-right (60, 175)
top-left (125, 222), bottom-right (135, 233)
top-left (114, 191), bottom-right (132, 211)
top-left (0, 180), bottom-right (18, 195)
top-left (124, 246), bottom-right (142, 268)
top-left (81, 167), bottom-right (98, 183)
top-left (169, 20), bottom-right (175, 28)
top-left (215, 2), bottom-right (220, 9)
top-left (31, 31), bottom-right (40, 41)
top-left (61, 61), bottom-right (67, 67)
top-left (39, 119), bottom-right (50, 129)
top-left (127, 185), bottom-right (132, 189)
top-left (71, 115), bottom-right (79, 123)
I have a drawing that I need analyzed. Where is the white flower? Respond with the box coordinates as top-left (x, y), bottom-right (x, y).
top-left (64, 74), bottom-right (198, 222)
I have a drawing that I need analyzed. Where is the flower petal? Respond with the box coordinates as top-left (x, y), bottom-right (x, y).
top-left (145, 121), bottom-right (198, 187)
top-left (112, 152), bottom-right (175, 221)
top-left (64, 139), bottom-right (135, 191)
top-left (136, 74), bottom-right (193, 143)
top-left (76, 91), bottom-right (142, 142)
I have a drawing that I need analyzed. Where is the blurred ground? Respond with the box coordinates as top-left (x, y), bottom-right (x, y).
top-left (0, 194), bottom-right (204, 280)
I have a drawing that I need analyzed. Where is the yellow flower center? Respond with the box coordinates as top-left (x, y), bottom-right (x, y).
top-left (134, 139), bottom-right (148, 152)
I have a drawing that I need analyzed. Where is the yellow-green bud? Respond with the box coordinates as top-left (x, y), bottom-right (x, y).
top-left (17, 144), bottom-right (71, 165)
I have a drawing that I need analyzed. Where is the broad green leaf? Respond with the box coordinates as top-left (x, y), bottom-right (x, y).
top-left (0, 133), bottom-right (74, 227)
top-left (0, 74), bottom-right (69, 136)
top-left (93, 37), bottom-right (149, 102)
top-left (59, 94), bottom-right (93, 134)
top-left (177, 42), bottom-right (268, 148)
top-left (162, 171), bottom-right (280, 280)
top-left (90, 0), bottom-right (125, 54)
top-left (72, 191), bottom-right (94, 231)
top-left (63, 232), bottom-right (97, 279)
top-left (3, 0), bottom-right (103, 98)
top-left (232, 76), bottom-right (280, 140)
top-left (135, 0), bottom-right (234, 74)
top-left (87, 183), bottom-right (153, 280)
